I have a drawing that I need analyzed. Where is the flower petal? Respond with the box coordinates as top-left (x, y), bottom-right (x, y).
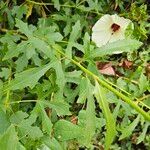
top-left (109, 31), bottom-right (125, 43)
top-left (112, 14), bottom-right (131, 31)
top-left (108, 31), bottom-right (125, 54)
top-left (92, 14), bottom-right (132, 49)
top-left (92, 30), bottom-right (112, 47)
top-left (92, 14), bottom-right (113, 32)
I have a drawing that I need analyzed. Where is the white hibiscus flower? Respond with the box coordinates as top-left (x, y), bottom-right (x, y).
top-left (92, 14), bottom-right (131, 48)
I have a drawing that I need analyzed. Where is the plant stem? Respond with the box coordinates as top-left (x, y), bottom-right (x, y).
top-left (53, 45), bottom-right (150, 121)
top-left (2, 26), bottom-right (149, 120)
top-left (139, 101), bottom-right (150, 110)
top-left (4, 69), bottom-right (12, 109)
top-left (0, 28), bottom-right (28, 40)
top-left (9, 100), bottom-right (38, 104)
top-left (138, 94), bottom-right (150, 101)
top-left (26, 0), bottom-right (102, 15)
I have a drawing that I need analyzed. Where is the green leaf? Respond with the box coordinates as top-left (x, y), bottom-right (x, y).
top-left (0, 108), bottom-right (10, 135)
top-left (139, 73), bottom-right (148, 93)
top-left (83, 88), bottom-right (96, 146)
top-left (10, 111), bottom-right (29, 124)
top-left (116, 78), bottom-right (127, 91)
top-left (37, 103), bottom-right (53, 134)
top-left (0, 33), bottom-right (20, 44)
top-left (15, 54), bottom-right (28, 72)
top-left (78, 110), bottom-right (106, 131)
top-left (83, 32), bottom-right (90, 55)
top-left (12, 5), bottom-right (27, 19)
top-left (3, 8), bottom-right (14, 28)
top-left (43, 100), bottom-right (71, 116)
top-left (0, 125), bottom-right (18, 150)
top-left (25, 43), bottom-right (36, 59)
top-left (43, 136), bottom-right (63, 150)
top-left (5, 61), bottom-right (56, 90)
top-left (32, 53), bottom-right (42, 66)
top-left (65, 70), bottom-right (82, 84)
top-left (19, 125), bottom-right (43, 140)
top-left (18, 114), bottom-right (43, 139)
top-left (91, 39), bottom-right (143, 58)
top-left (3, 41), bottom-right (28, 61)
top-left (17, 143), bottom-right (26, 150)
top-left (15, 19), bottom-right (33, 37)
top-left (29, 37), bottom-right (52, 58)
top-left (77, 77), bottom-right (91, 103)
top-left (52, 0), bottom-right (60, 11)
top-left (54, 120), bottom-right (83, 141)
top-left (119, 115), bottom-right (140, 140)
top-left (0, 68), bottom-right (11, 80)
top-left (46, 32), bottom-right (63, 44)
top-left (52, 60), bottom-right (65, 99)
top-left (0, 81), bottom-right (3, 100)
top-left (94, 81), bottom-right (116, 150)
top-left (137, 122), bottom-right (150, 144)
top-left (63, 21), bottom-right (71, 37)
top-left (65, 20), bottom-right (81, 64)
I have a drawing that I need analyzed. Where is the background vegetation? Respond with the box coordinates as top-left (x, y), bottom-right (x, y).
top-left (0, 0), bottom-right (150, 149)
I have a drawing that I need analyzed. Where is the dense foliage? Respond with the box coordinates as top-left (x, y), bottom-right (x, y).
top-left (0, 0), bottom-right (150, 149)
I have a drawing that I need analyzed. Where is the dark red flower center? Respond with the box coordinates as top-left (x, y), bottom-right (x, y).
top-left (111, 23), bottom-right (120, 32)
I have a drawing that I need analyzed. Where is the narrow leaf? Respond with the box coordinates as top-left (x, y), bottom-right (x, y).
top-left (0, 125), bottom-right (18, 150)
top-left (91, 39), bottom-right (143, 58)
top-left (77, 77), bottom-right (89, 103)
top-left (84, 89), bottom-right (96, 146)
top-left (30, 37), bottom-right (52, 58)
top-left (119, 115), bottom-right (140, 140)
top-left (3, 41), bottom-right (28, 61)
top-left (15, 19), bottom-right (32, 37)
top-left (0, 108), bottom-right (10, 134)
top-left (5, 61), bottom-right (56, 90)
top-left (65, 21), bottom-right (81, 64)
top-left (94, 81), bottom-right (116, 150)
top-left (52, 0), bottom-right (60, 11)
top-left (137, 122), bottom-right (150, 144)
top-left (43, 137), bottom-right (63, 150)
top-left (52, 60), bottom-right (65, 99)
top-left (38, 103), bottom-right (53, 134)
